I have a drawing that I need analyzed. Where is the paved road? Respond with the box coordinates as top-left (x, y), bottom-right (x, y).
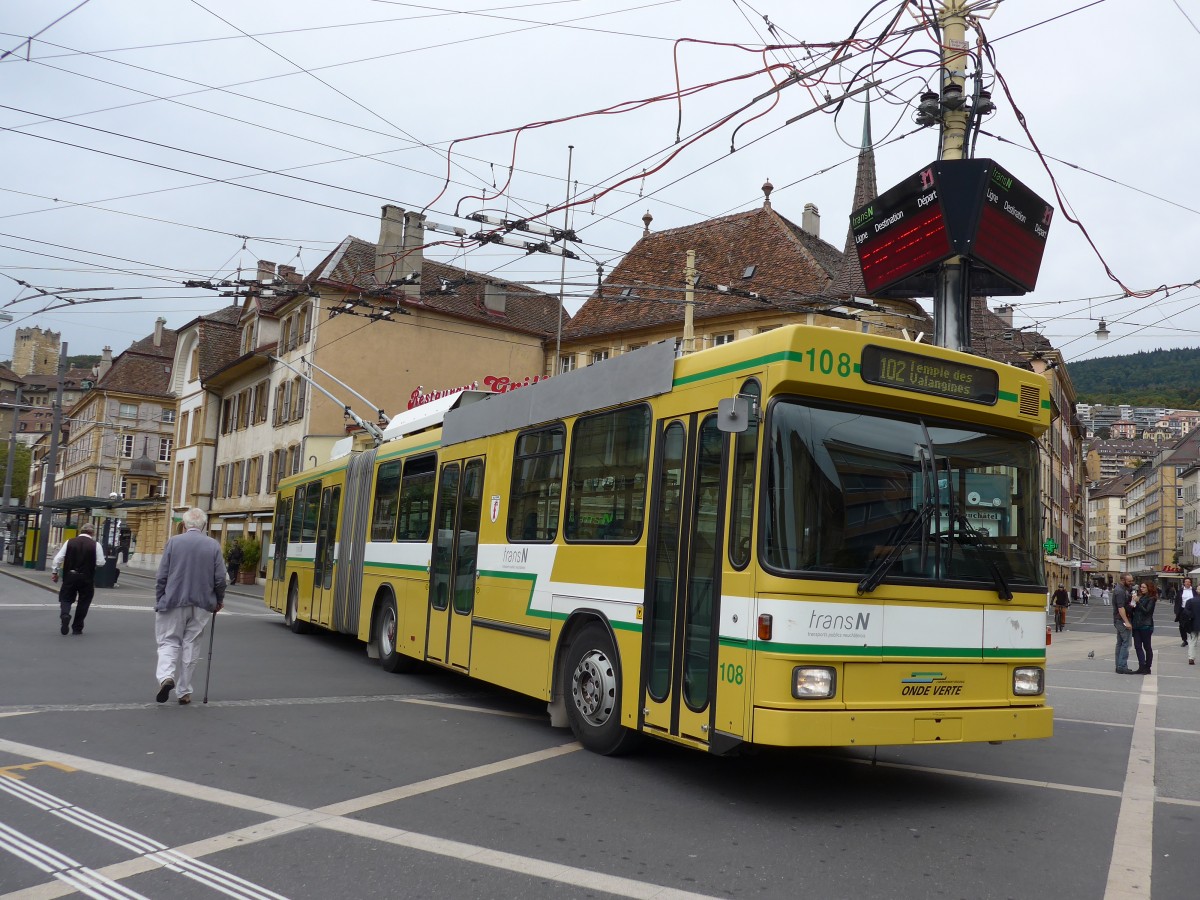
top-left (1, 569), bottom-right (1197, 899)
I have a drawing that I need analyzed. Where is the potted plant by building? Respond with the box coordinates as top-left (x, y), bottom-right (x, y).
top-left (237, 537), bottom-right (261, 584)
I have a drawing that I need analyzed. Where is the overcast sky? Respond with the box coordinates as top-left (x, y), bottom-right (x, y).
top-left (1, 0), bottom-right (1195, 370)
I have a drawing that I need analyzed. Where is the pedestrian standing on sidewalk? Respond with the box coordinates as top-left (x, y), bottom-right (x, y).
top-left (225, 539), bottom-right (243, 586)
top-left (1130, 581), bottom-right (1158, 675)
top-left (1174, 579), bottom-right (1194, 647)
top-left (154, 508), bottom-right (225, 705)
top-left (50, 523), bottom-right (105, 636)
top-left (1113, 573), bottom-right (1135, 674)
top-left (1185, 582), bottom-right (1200, 666)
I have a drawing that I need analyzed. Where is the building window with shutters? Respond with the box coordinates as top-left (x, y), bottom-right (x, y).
top-left (558, 355), bottom-right (576, 374)
top-left (158, 438), bottom-right (173, 462)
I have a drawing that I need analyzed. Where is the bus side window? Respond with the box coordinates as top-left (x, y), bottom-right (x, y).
top-left (302, 481), bottom-right (321, 542)
top-left (397, 454), bottom-right (437, 541)
top-left (507, 424), bottom-right (565, 542)
top-left (371, 460), bottom-right (401, 541)
top-left (289, 485), bottom-right (305, 543)
top-left (565, 405), bottom-right (651, 543)
top-left (728, 379), bottom-right (761, 569)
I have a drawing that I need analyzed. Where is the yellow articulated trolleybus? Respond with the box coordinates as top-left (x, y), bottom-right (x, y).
top-left (264, 324), bottom-right (1053, 755)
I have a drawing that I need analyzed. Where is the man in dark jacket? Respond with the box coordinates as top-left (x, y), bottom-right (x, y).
top-left (154, 508), bottom-right (226, 705)
top-left (1112, 573), bottom-right (1135, 674)
top-left (51, 523), bottom-right (105, 635)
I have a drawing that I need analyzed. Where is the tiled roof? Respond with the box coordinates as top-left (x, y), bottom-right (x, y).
top-left (563, 205), bottom-right (845, 341)
top-left (197, 317), bottom-right (241, 383)
top-left (969, 298), bottom-right (1054, 368)
top-left (0, 364), bottom-right (23, 384)
top-left (96, 327), bottom-right (178, 398)
top-left (1090, 472), bottom-right (1135, 498)
top-left (307, 236), bottom-right (563, 338)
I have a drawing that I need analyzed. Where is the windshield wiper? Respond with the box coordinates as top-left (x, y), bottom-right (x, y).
top-left (949, 513), bottom-right (1013, 600)
top-left (857, 501), bottom-right (938, 595)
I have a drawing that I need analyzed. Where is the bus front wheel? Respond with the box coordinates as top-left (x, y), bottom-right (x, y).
top-left (284, 582), bottom-right (309, 634)
top-left (563, 624), bottom-right (639, 755)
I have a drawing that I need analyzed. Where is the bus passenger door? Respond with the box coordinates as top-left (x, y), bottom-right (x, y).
top-left (426, 457), bottom-right (484, 670)
top-left (642, 413), bottom-right (726, 746)
top-left (311, 485), bottom-right (340, 628)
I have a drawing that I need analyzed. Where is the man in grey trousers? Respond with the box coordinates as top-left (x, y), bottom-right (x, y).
top-left (154, 507), bottom-right (225, 705)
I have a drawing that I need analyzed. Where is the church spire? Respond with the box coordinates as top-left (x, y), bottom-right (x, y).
top-left (823, 94), bottom-right (930, 326)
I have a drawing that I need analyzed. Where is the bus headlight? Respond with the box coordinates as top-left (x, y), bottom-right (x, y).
top-left (792, 667), bottom-right (836, 699)
top-left (1013, 667), bottom-right (1044, 696)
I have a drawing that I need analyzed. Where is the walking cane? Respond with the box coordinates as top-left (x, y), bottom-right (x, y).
top-left (202, 608), bottom-right (217, 704)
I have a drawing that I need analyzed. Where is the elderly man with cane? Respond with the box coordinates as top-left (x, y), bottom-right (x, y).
top-left (154, 508), bottom-right (225, 705)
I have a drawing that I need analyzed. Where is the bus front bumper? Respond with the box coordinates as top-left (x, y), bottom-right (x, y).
top-left (752, 704), bottom-right (1053, 747)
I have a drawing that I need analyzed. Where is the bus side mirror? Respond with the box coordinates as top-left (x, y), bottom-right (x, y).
top-left (717, 396), bottom-right (751, 434)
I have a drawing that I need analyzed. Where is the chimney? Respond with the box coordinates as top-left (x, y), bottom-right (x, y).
top-left (995, 304), bottom-right (1014, 327)
top-left (256, 260), bottom-right (275, 283)
top-left (802, 203), bottom-right (820, 237)
top-left (97, 346), bottom-right (112, 380)
top-left (277, 264), bottom-right (299, 284)
top-left (153, 317), bottom-right (166, 347)
top-left (376, 205), bottom-right (405, 286)
top-left (483, 282), bottom-right (506, 315)
top-left (397, 211), bottom-right (426, 299)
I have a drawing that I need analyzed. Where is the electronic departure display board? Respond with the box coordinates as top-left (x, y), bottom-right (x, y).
top-left (850, 159), bottom-right (1053, 298)
top-left (859, 344), bottom-right (999, 405)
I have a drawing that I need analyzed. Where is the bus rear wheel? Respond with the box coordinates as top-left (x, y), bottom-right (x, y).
top-left (284, 582), bottom-right (309, 634)
top-left (564, 624), bottom-right (639, 755)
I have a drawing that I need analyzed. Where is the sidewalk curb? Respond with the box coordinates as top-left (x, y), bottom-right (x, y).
top-left (0, 565), bottom-right (263, 600)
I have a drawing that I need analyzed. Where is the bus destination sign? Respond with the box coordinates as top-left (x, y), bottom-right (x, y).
top-left (970, 162), bottom-right (1053, 293)
top-left (850, 159), bottom-right (1053, 298)
top-left (860, 345), bottom-right (999, 405)
top-left (851, 166), bottom-right (953, 296)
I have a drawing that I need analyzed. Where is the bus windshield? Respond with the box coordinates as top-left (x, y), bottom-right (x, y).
top-left (763, 401), bottom-right (1043, 589)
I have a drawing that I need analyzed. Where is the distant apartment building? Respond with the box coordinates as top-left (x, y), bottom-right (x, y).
top-left (1085, 438), bottom-right (1159, 482)
top-left (1088, 473), bottom-right (1133, 583)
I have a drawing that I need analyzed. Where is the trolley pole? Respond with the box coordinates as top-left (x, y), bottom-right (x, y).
top-left (683, 249), bottom-right (696, 355)
top-left (933, 0), bottom-right (972, 351)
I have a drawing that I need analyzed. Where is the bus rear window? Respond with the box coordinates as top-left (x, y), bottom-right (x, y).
top-left (565, 405), bottom-right (650, 542)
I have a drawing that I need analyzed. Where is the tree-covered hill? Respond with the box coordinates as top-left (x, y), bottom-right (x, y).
top-left (1066, 348), bottom-right (1200, 407)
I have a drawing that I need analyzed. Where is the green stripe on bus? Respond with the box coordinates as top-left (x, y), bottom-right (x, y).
top-left (997, 390), bottom-right (1018, 402)
top-left (377, 438), bottom-right (441, 462)
top-left (1042, 399), bottom-right (1051, 409)
top-left (478, 569), bottom-right (644, 633)
top-left (364, 562), bottom-right (428, 574)
top-left (716, 640), bottom-right (1044, 659)
top-left (672, 350), bottom-right (802, 386)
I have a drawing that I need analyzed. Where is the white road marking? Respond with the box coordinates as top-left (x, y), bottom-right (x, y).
top-left (316, 742), bottom-right (580, 816)
top-left (0, 821), bottom-right (151, 900)
top-left (843, 757), bottom-right (1122, 798)
top-left (0, 738), bottom-right (712, 900)
top-left (1055, 717), bottom-right (1132, 729)
top-left (0, 776), bottom-right (290, 900)
top-left (319, 816), bottom-right (716, 900)
top-left (1048, 684), bottom-right (1142, 695)
top-left (0, 737), bottom-right (305, 819)
top-left (1103, 674), bottom-right (1156, 900)
top-left (396, 696), bottom-right (541, 720)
